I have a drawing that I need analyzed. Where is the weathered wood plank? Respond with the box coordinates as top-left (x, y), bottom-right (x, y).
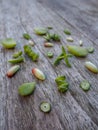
top-left (0, 0), bottom-right (98, 130)
top-left (20, 0), bottom-right (98, 126)
top-left (38, 0), bottom-right (98, 42)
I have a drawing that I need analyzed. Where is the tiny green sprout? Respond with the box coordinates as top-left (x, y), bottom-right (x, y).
top-left (23, 33), bottom-right (31, 40)
top-left (47, 52), bottom-right (54, 58)
top-left (54, 46), bottom-right (72, 67)
top-left (64, 29), bottom-right (71, 35)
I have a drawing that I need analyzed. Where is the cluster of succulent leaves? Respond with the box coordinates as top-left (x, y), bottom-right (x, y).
top-left (1, 27), bottom-right (95, 98)
top-left (54, 46), bottom-right (72, 67)
top-left (24, 45), bottom-right (39, 61)
top-left (43, 32), bottom-right (61, 42)
top-left (34, 27), bottom-right (61, 42)
top-left (55, 76), bottom-right (69, 93)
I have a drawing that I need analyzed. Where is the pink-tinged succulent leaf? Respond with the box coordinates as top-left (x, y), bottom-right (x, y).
top-left (32, 68), bottom-right (45, 80)
top-left (85, 61), bottom-right (98, 74)
top-left (44, 42), bottom-right (54, 47)
top-left (7, 65), bottom-right (20, 77)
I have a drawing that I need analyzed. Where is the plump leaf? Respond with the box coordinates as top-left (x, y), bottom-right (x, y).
top-left (1, 38), bottom-right (17, 49)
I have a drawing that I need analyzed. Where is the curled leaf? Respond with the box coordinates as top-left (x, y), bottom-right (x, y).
top-left (12, 51), bottom-right (22, 58)
top-left (8, 56), bottom-right (24, 64)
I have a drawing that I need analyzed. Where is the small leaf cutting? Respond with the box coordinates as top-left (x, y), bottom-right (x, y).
top-left (54, 46), bottom-right (72, 67)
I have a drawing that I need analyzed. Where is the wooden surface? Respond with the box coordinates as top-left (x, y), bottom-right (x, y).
top-left (0, 0), bottom-right (98, 130)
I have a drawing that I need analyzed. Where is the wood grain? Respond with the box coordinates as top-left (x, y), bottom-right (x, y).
top-left (0, 0), bottom-right (98, 130)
